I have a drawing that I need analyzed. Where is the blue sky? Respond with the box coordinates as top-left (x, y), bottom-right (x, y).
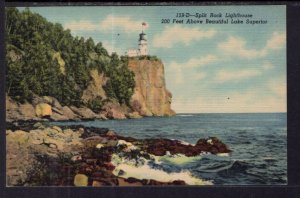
top-left (21, 6), bottom-right (286, 113)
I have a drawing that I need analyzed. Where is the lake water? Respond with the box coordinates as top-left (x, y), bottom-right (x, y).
top-left (52, 113), bottom-right (287, 185)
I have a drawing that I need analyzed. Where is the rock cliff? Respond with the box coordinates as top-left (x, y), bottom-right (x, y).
top-left (128, 59), bottom-right (175, 117)
top-left (6, 59), bottom-right (175, 121)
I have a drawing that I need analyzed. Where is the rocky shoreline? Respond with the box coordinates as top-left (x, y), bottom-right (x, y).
top-left (6, 121), bottom-right (231, 186)
top-left (6, 95), bottom-right (142, 122)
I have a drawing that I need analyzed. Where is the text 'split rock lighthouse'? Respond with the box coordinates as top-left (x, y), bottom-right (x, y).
top-left (127, 22), bottom-right (148, 57)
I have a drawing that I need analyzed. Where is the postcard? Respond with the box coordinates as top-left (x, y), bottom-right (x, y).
top-left (5, 4), bottom-right (286, 186)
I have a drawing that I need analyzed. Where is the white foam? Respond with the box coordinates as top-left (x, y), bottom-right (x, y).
top-left (177, 114), bottom-right (194, 117)
top-left (117, 139), bottom-right (138, 152)
top-left (169, 139), bottom-right (195, 146)
top-left (157, 154), bottom-right (202, 165)
top-left (207, 139), bottom-right (213, 145)
top-left (111, 154), bottom-right (212, 185)
top-left (112, 163), bottom-right (212, 185)
top-left (217, 153), bottom-right (230, 157)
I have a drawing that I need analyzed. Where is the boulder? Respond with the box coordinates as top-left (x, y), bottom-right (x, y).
top-left (42, 96), bottom-right (62, 109)
top-left (106, 130), bottom-right (117, 137)
top-left (127, 111), bottom-right (142, 119)
top-left (62, 106), bottom-right (79, 120)
top-left (35, 103), bottom-right (52, 118)
top-left (32, 95), bottom-right (62, 110)
top-left (52, 107), bottom-right (63, 115)
top-left (33, 122), bottom-right (45, 129)
top-left (19, 103), bottom-right (37, 120)
top-left (74, 174), bottom-right (88, 186)
top-left (70, 106), bottom-right (98, 119)
top-left (92, 180), bottom-right (104, 187)
top-left (98, 113), bottom-right (108, 120)
top-left (50, 112), bottom-right (69, 121)
top-left (144, 137), bottom-right (231, 157)
top-left (101, 101), bottom-right (127, 119)
top-left (6, 130), bottom-right (29, 144)
top-left (52, 126), bottom-right (63, 133)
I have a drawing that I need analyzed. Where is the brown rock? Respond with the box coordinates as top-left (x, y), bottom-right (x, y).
top-left (118, 178), bottom-right (143, 186)
top-left (50, 112), bottom-right (69, 121)
top-left (21, 103), bottom-right (38, 118)
top-left (42, 96), bottom-right (62, 109)
top-left (35, 103), bottom-right (52, 118)
top-left (62, 106), bottom-right (79, 120)
top-left (128, 59), bottom-right (176, 117)
top-left (70, 106), bottom-right (98, 119)
top-left (101, 101), bottom-right (127, 119)
top-left (32, 95), bottom-right (62, 110)
top-left (127, 111), bottom-right (142, 119)
top-left (172, 180), bottom-right (186, 185)
top-left (145, 137), bottom-right (230, 157)
top-left (92, 180), bottom-right (104, 187)
top-left (74, 174), bottom-right (88, 186)
top-left (106, 130), bottom-right (117, 137)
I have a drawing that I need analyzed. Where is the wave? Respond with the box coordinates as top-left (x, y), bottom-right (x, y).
top-left (111, 154), bottom-right (212, 185)
top-left (217, 153), bottom-right (230, 157)
top-left (155, 153), bottom-right (202, 165)
top-left (177, 114), bottom-right (194, 117)
top-left (145, 129), bottom-right (160, 132)
top-left (197, 160), bottom-right (248, 173)
top-left (112, 162), bottom-right (212, 185)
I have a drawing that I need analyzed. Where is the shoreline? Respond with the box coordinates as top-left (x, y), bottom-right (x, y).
top-left (6, 121), bottom-right (231, 186)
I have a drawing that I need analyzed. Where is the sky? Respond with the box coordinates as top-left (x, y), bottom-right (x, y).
top-left (20, 6), bottom-right (286, 113)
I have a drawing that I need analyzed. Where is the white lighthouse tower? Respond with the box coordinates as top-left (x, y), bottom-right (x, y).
top-left (138, 31), bottom-right (148, 56)
top-left (126, 22), bottom-right (148, 57)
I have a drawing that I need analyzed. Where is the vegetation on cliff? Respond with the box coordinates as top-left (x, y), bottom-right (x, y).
top-left (5, 8), bottom-right (135, 107)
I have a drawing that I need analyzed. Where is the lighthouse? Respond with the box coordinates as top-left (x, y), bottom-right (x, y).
top-left (138, 31), bottom-right (148, 56)
top-left (126, 22), bottom-right (148, 57)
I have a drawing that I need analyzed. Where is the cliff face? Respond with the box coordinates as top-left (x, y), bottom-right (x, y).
top-left (128, 59), bottom-right (175, 116)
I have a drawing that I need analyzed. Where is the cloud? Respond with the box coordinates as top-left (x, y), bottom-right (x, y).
top-left (215, 69), bottom-right (262, 82)
top-left (262, 62), bottom-right (274, 70)
top-left (64, 15), bottom-right (147, 33)
top-left (102, 40), bottom-right (123, 55)
top-left (153, 25), bottom-right (216, 48)
top-left (65, 20), bottom-right (98, 32)
top-left (265, 32), bottom-right (286, 50)
top-left (99, 15), bottom-right (147, 33)
top-left (192, 72), bottom-right (207, 80)
top-left (268, 79), bottom-right (286, 97)
top-left (184, 55), bottom-right (218, 68)
top-left (172, 89), bottom-right (286, 113)
top-left (218, 36), bottom-right (262, 58)
top-left (168, 61), bottom-right (184, 84)
top-left (218, 32), bottom-right (286, 59)
top-left (167, 55), bottom-right (217, 85)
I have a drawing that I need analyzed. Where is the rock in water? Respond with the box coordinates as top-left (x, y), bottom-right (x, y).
top-left (74, 174), bottom-right (88, 186)
top-left (35, 103), bottom-right (52, 117)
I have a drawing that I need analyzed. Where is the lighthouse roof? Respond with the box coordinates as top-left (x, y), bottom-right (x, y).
top-left (139, 32), bottom-right (147, 41)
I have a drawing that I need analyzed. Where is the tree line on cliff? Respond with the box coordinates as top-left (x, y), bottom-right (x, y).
top-left (5, 7), bottom-right (135, 110)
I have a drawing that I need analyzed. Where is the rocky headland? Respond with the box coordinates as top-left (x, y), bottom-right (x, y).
top-left (6, 122), bottom-right (231, 186)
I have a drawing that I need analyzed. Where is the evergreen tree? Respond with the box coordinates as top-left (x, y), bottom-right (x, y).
top-left (5, 7), bottom-right (136, 107)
